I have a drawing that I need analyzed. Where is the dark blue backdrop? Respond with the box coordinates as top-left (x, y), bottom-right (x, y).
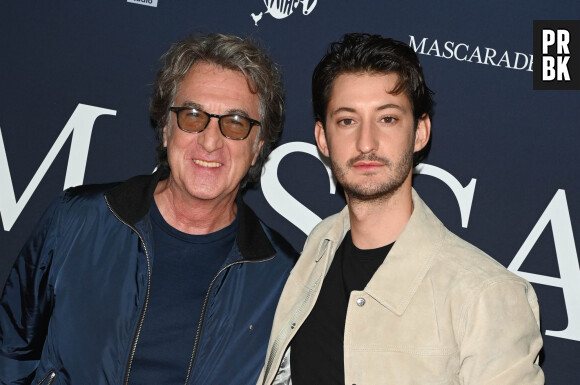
top-left (1, 1), bottom-right (579, 383)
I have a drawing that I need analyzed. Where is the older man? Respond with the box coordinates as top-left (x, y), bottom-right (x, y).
top-left (259, 33), bottom-right (544, 385)
top-left (0, 33), bottom-right (297, 385)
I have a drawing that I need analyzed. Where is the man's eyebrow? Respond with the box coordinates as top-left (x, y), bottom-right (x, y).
top-left (329, 107), bottom-right (356, 117)
top-left (225, 108), bottom-right (252, 117)
top-left (329, 104), bottom-right (406, 117)
top-left (176, 101), bottom-right (251, 117)
top-left (376, 103), bottom-right (406, 112)
top-left (178, 101), bottom-right (203, 109)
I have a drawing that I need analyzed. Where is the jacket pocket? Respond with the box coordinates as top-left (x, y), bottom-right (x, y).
top-left (37, 370), bottom-right (56, 385)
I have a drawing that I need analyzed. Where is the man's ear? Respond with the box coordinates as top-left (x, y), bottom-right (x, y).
top-left (251, 140), bottom-right (264, 166)
top-left (315, 121), bottom-right (329, 157)
top-left (414, 114), bottom-right (431, 152)
top-left (163, 125), bottom-right (169, 147)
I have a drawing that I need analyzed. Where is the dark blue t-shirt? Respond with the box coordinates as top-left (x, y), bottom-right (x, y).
top-left (129, 201), bottom-right (238, 385)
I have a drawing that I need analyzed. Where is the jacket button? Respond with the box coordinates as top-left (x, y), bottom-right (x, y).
top-left (356, 298), bottom-right (365, 307)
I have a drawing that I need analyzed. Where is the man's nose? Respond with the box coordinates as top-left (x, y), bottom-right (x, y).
top-left (356, 122), bottom-right (379, 154)
top-left (197, 117), bottom-right (224, 152)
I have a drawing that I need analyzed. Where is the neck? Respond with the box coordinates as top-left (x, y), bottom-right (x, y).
top-left (154, 178), bottom-right (238, 235)
top-left (346, 180), bottom-right (413, 250)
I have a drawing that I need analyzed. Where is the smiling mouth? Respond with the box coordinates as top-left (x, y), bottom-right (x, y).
top-left (193, 159), bottom-right (222, 168)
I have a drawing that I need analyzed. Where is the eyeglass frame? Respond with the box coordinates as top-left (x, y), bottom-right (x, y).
top-left (169, 106), bottom-right (262, 140)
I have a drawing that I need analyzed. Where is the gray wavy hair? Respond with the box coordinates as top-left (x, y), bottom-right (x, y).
top-left (150, 33), bottom-right (285, 189)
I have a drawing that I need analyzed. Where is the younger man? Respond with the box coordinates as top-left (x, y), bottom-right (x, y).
top-left (259, 33), bottom-right (544, 385)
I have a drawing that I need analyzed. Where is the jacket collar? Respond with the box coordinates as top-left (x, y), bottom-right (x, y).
top-left (324, 189), bottom-right (446, 316)
top-left (235, 196), bottom-right (276, 262)
top-left (104, 166), bottom-right (169, 227)
top-left (104, 167), bottom-right (275, 262)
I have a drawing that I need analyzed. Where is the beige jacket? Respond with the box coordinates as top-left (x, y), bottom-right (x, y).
top-left (258, 190), bottom-right (544, 385)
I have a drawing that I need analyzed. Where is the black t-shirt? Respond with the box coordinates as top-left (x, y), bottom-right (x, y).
top-left (129, 201), bottom-right (237, 385)
top-left (290, 231), bottom-right (393, 385)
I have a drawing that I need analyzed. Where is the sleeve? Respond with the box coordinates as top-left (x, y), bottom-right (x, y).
top-left (0, 197), bottom-right (61, 384)
top-left (458, 279), bottom-right (545, 385)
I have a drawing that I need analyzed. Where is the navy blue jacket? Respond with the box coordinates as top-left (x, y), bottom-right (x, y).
top-left (0, 168), bottom-right (297, 385)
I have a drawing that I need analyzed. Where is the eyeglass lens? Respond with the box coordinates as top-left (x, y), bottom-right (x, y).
top-left (178, 109), bottom-right (252, 139)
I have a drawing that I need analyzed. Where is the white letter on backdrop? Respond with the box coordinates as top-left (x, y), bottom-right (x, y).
top-left (509, 189), bottom-right (580, 341)
top-left (0, 104), bottom-right (116, 231)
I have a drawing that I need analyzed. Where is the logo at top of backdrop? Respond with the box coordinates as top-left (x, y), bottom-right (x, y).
top-left (126, 0), bottom-right (158, 7)
top-left (251, 0), bottom-right (317, 26)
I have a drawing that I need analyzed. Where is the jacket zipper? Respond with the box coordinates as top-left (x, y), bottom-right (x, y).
top-left (183, 255), bottom-right (275, 385)
top-left (104, 197), bottom-right (153, 385)
top-left (37, 370), bottom-right (56, 385)
top-left (262, 243), bottom-right (328, 385)
top-left (262, 279), bottom-right (319, 385)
